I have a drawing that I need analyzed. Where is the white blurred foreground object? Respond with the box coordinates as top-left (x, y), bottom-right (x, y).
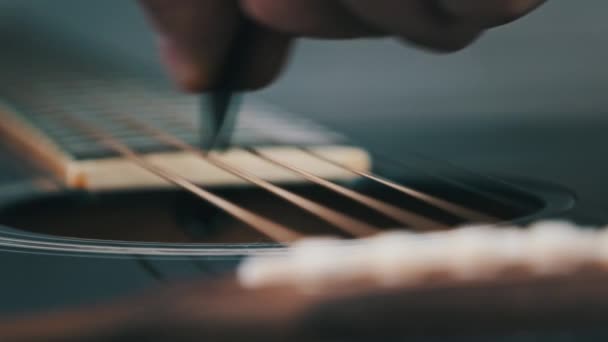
top-left (238, 221), bottom-right (607, 291)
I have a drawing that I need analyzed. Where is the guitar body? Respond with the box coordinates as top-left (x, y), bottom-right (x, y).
top-left (0, 166), bottom-right (580, 317)
top-left (0, 82), bottom-right (588, 323)
top-left (1, 2), bottom-right (608, 340)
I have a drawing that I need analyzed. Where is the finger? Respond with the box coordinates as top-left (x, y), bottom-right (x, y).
top-left (241, 0), bottom-right (381, 38)
top-left (238, 27), bottom-right (293, 90)
top-left (341, 0), bottom-right (482, 52)
top-left (436, 0), bottom-right (546, 28)
top-left (138, 0), bottom-right (240, 91)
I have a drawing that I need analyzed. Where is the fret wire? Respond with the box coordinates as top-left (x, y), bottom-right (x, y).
top-left (50, 113), bottom-right (304, 243)
top-left (109, 114), bottom-right (380, 237)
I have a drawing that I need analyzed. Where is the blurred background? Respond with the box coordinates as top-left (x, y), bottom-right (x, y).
top-left (1, 0), bottom-right (607, 214)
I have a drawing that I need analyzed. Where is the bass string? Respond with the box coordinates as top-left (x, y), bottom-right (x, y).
top-left (108, 114), bottom-right (380, 237)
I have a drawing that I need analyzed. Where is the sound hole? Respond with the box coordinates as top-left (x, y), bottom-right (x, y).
top-left (0, 179), bottom-right (546, 244)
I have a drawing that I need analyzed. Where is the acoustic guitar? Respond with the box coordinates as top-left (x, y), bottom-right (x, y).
top-left (1, 10), bottom-right (607, 342)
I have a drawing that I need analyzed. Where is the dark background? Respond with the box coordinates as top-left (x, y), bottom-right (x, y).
top-left (2, 0), bottom-right (607, 213)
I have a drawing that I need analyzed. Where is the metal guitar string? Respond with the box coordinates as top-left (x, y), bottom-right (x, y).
top-left (53, 79), bottom-right (484, 233)
top-left (0, 77), bottom-right (305, 243)
top-left (56, 112), bottom-right (303, 243)
top-left (0, 36), bottom-right (525, 263)
top-left (61, 81), bottom-right (393, 238)
top-left (238, 220), bottom-right (608, 291)
top-left (0, 71), bottom-right (505, 249)
top-left (123, 96), bottom-right (499, 225)
top-left (109, 114), bottom-right (380, 237)
top-left (298, 147), bottom-right (496, 223)
top-left (245, 147), bottom-right (448, 230)
top-left (371, 150), bottom-right (533, 212)
top-left (0, 82), bottom-right (307, 245)
top-left (0, 71), bottom-right (513, 253)
top-left (61, 77), bottom-right (502, 225)
top-left (0, 31), bottom-right (531, 246)
top-left (108, 113), bottom-right (454, 231)
top-left (35, 104), bottom-right (482, 239)
top-left (64, 74), bottom-right (518, 227)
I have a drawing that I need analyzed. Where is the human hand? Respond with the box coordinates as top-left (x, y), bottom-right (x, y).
top-left (138, 0), bottom-right (546, 92)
